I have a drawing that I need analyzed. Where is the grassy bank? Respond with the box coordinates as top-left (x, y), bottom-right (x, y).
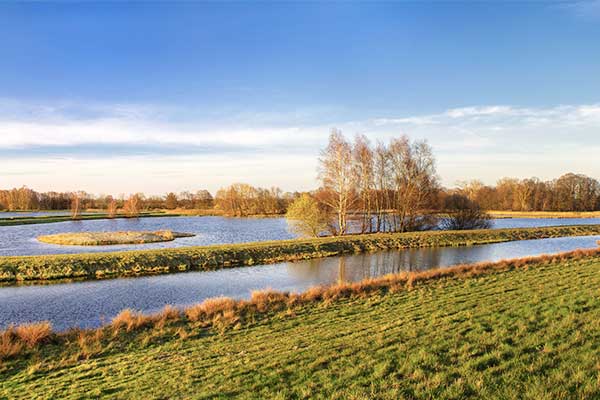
top-left (0, 212), bottom-right (180, 227)
top-left (487, 210), bottom-right (600, 219)
top-left (37, 230), bottom-right (195, 246)
top-left (1, 225), bottom-right (600, 284)
top-left (2, 249), bottom-right (600, 398)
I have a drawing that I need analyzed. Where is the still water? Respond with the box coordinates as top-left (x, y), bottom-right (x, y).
top-left (1, 216), bottom-right (600, 256)
top-left (1, 235), bottom-right (598, 331)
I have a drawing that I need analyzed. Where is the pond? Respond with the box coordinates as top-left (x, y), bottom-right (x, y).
top-left (1, 234), bottom-right (598, 331)
top-left (1, 216), bottom-right (600, 256)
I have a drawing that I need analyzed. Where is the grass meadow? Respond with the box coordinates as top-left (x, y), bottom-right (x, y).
top-left (1, 249), bottom-right (600, 398)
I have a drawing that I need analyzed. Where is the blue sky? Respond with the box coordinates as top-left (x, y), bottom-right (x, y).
top-left (1, 1), bottom-right (599, 194)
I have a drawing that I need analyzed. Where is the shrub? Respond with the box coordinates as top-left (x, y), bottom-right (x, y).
top-left (441, 194), bottom-right (492, 230)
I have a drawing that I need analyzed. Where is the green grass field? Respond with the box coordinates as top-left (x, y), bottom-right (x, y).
top-left (2, 250), bottom-right (600, 399)
top-left (2, 225), bottom-right (600, 283)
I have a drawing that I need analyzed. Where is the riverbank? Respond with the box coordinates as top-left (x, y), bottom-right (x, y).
top-left (487, 210), bottom-right (600, 219)
top-left (1, 225), bottom-right (599, 284)
top-left (1, 249), bottom-right (600, 398)
top-left (0, 212), bottom-right (180, 226)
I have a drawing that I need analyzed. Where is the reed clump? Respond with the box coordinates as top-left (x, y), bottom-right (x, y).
top-left (14, 321), bottom-right (53, 348)
top-left (0, 327), bottom-right (23, 361)
top-left (2, 225), bottom-right (599, 284)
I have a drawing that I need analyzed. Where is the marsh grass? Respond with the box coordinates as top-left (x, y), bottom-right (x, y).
top-left (14, 322), bottom-right (52, 348)
top-left (2, 224), bottom-right (600, 284)
top-left (0, 328), bottom-right (23, 362)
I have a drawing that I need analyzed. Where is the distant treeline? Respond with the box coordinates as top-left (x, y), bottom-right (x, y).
top-left (0, 186), bottom-right (298, 216)
top-left (453, 174), bottom-right (600, 212)
top-left (2, 132), bottom-right (599, 220)
top-left (0, 188), bottom-right (215, 212)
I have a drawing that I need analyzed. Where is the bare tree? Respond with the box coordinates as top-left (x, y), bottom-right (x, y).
top-left (165, 192), bottom-right (178, 210)
top-left (388, 136), bottom-right (439, 232)
top-left (318, 129), bottom-right (357, 235)
top-left (352, 134), bottom-right (374, 233)
top-left (123, 194), bottom-right (141, 218)
top-left (106, 195), bottom-right (118, 218)
top-left (373, 141), bottom-right (392, 232)
top-left (70, 192), bottom-right (81, 220)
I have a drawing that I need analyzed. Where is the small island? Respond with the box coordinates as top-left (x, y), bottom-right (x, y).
top-left (37, 230), bottom-right (195, 246)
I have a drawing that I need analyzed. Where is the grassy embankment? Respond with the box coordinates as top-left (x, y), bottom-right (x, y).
top-left (0, 212), bottom-right (180, 227)
top-left (2, 249), bottom-right (600, 398)
top-left (37, 231), bottom-right (195, 246)
top-left (487, 210), bottom-right (600, 219)
top-left (1, 225), bottom-right (600, 284)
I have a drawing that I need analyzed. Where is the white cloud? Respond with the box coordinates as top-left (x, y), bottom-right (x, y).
top-left (561, 0), bottom-right (600, 19)
top-left (1, 100), bottom-right (599, 192)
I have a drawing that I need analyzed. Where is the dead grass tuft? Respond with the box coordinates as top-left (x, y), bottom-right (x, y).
top-left (153, 305), bottom-right (181, 329)
top-left (185, 297), bottom-right (237, 322)
top-left (250, 289), bottom-right (289, 312)
top-left (111, 309), bottom-right (152, 333)
top-left (15, 322), bottom-right (53, 348)
top-left (0, 326), bottom-right (23, 361)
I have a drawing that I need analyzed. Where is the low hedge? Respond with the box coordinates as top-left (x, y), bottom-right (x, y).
top-left (1, 225), bottom-right (599, 284)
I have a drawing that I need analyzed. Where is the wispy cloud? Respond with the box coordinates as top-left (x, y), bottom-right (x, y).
top-left (558, 0), bottom-right (600, 19)
top-left (1, 99), bottom-right (599, 193)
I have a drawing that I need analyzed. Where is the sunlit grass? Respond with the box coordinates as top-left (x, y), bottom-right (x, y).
top-left (1, 249), bottom-right (600, 398)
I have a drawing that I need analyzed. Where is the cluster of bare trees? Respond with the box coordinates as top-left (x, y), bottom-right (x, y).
top-left (315, 129), bottom-right (440, 235)
top-left (161, 190), bottom-right (214, 210)
top-left (455, 173), bottom-right (600, 212)
top-left (316, 129), bottom-right (439, 235)
top-left (0, 187), bottom-right (72, 211)
top-left (0, 188), bottom-right (214, 213)
top-left (214, 184), bottom-right (293, 217)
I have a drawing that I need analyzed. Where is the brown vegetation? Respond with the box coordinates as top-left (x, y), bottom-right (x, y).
top-left (214, 183), bottom-right (289, 217)
top-left (15, 322), bottom-right (52, 348)
top-left (0, 327), bottom-right (23, 361)
top-left (2, 172), bottom-right (598, 220)
top-left (441, 194), bottom-right (492, 230)
top-left (455, 173), bottom-right (600, 212)
top-left (106, 196), bottom-right (117, 218)
top-left (314, 130), bottom-right (440, 235)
